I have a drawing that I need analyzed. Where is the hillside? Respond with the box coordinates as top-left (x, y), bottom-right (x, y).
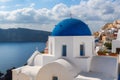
top-left (93, 20), bottom-right (120, 56)
top-left (0, 28), bottom-right (51, 42)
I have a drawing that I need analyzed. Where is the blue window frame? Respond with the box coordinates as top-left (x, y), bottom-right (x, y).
top-left (80, 44), bottom-right (85, 56)
top-left (62, 45), bottom-right (67, 56)
top-left (52, 76), bottom-right (58, 80)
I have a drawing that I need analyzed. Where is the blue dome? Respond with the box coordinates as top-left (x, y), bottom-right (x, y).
top-left (51, 18), bottom-right (91, 36)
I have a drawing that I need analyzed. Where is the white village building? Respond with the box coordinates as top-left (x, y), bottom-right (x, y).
top-left (12, 18), bottom-right (118, 80)
top-left (112, 29), bottom-right (120, 54)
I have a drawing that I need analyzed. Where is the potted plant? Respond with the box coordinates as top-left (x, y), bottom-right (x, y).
top-left (104, 42), bottom-right (112, 50)
top-left (97, 50), bottom-right (107, 56)
top-left (109, 53), bottom-right (118, 56)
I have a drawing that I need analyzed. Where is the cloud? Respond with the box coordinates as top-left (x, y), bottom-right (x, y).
top-left (0, 0), bottom-right (11, 2)
top-left (52, 3), bottom-right (70, 19)
top-left (0, 0), bottom-right (120, 32)
top-left (70, 0), bottom-right (117, 21)
top-left (30, 3), bottom-right (35, 8)
top-left (0, 6), bottom-right (6, 9)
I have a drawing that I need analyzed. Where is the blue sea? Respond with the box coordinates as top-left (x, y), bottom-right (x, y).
top-left (0, 42), bottom-right (45, 73)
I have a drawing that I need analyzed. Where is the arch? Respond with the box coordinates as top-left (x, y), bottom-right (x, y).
top-left (36, 59), bottom-right (77, 80)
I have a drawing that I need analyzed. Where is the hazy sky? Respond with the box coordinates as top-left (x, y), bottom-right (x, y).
top-left (0, 0), bottom-right (120, 32)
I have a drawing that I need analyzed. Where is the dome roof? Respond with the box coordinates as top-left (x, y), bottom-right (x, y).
top-left (51, 18), bottom-right (91, 36)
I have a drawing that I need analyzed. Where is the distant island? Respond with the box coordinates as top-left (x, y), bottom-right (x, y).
top-left (0, 28), bottom-right (51, 42)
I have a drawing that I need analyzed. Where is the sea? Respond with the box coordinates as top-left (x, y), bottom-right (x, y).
top-left (0, 42), bottom-right (45, 73)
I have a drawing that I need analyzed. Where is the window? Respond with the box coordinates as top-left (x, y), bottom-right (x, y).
top-left (62, 45), bottom-right (67, 56)
top-left (80, 44), bottom-right (85, 56)
top-left (52, 76), bottom-right (58, 80)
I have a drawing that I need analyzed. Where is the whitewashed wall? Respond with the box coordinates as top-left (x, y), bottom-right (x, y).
top-left (47, 36), bottom-right (94, 72)
top-left (112, 40), bottom-right (120, 53)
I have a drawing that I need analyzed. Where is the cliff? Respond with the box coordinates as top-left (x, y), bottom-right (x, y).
top-left (0, 28), bottom-right (51, 42)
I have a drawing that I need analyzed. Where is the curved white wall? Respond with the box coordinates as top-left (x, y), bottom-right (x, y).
top-left (36, 60), bottom-right (75, 80)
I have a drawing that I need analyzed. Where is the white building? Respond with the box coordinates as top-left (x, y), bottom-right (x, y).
top-left (12, 18), bottom-right (118, 80)
top-left (112, 30), bottom-right (120, 54)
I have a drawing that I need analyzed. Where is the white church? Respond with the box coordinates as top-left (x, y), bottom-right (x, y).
top-left (12, 18), bottom-right (118, 80)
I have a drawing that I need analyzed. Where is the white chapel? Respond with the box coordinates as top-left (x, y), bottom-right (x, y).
top-left (12, 18), bottom-right (118, 80)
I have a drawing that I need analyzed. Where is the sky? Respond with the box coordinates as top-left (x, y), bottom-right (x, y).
top-left (0, 0), bottom-right (120, 32)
